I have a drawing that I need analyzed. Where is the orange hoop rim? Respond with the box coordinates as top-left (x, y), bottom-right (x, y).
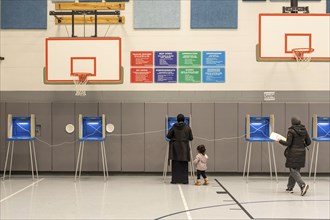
top-left (292, 48), bottom-right (314, 58)
top-left (72, 73), bottom-right (92, 82)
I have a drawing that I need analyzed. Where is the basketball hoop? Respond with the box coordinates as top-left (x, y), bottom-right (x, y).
top-left (72, 73), bottom-right (91, 96)
top-left (292, 48), bottom-right (314, 63)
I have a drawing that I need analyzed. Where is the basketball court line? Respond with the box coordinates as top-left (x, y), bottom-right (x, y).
top-left (214, 178), bottom-right (254, 219)
top-left (154, 199), bottom-right (330, 220)
top-left (0, 178), bottom-right (45, 203)
top-left (178, 184), bottom-right (192, 220)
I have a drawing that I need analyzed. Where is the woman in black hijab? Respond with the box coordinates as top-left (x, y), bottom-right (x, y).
top-left (166, 114), bottom-right (193, 184)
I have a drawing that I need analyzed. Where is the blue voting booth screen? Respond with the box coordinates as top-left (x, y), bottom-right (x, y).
top-left (82, 117), bottom-right (103, 139)
top-left (167, 117), bottom-right (190, 130)
top-left (12, 117), bottom-right (31, 138)
top-left (246, 117), bottom-right (271, 141)
top-left (166, 117), bottom-right (190, 141)
top-left (313, 117), bottom-right (330, 141)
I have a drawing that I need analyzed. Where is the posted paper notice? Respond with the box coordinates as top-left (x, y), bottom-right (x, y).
top-left (270, 132), bottom-right (286, 141)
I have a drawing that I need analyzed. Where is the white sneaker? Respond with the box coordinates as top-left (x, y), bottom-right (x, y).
top-left (301, 184), bottom-right (309, 196)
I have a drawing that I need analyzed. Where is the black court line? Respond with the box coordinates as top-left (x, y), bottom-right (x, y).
top-left (154, 199), bottom-right (329, 220)
top-left (215, 178), bottom-right (254, 219)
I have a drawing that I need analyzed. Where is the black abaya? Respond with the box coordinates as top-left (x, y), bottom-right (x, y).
top-left (171, 160), bottom-right (188, 184)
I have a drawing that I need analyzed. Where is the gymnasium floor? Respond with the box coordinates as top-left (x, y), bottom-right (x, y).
top-left (0, 174), bottom-right (329, 220)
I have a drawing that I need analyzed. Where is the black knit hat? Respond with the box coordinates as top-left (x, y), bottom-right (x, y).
top-left (291, 116), bottom-right (301, 125)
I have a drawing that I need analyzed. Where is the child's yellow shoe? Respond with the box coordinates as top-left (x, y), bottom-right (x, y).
top-left (203, 178), bottom-right (209, 185)
top-left (195, 179), bottom-right (202, 186)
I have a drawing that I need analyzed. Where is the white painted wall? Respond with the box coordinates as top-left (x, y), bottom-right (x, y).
top-left (0, 0), bottom-right (329, 91)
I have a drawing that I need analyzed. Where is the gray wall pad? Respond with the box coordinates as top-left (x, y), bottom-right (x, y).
top-left (0, 91), bottom-right (329, 102)
top-left (1, 101), bottom-right (329, 173)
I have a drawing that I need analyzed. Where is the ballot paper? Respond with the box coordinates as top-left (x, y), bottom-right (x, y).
top-left (270, 132), bottom-right (286, 141)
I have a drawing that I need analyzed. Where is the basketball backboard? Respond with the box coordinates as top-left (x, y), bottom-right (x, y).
top-left (257, 14), bottom-right (330, 62)
top-left (45, 37), bottom-right (122, 83)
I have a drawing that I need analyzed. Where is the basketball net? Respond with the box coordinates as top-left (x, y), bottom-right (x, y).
top-left (292, 48), bottom-right (314, 63)
top-left (72, 73), bottom-right (90, 96)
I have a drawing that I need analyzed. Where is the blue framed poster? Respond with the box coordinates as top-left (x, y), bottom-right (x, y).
top-left (155, 51), bottom-right (177, 67)
top-left (154, 68), bottom-right (177, 83)
top-left (202, 68), bottom-right (225, 83)
top-left (202, 51), bottom-right (225, 66)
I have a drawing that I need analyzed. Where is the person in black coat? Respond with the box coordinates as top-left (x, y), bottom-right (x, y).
top-left (166, 114), bottom-right (193, 184)
top-left (278, 116), bottom-right (311, 196)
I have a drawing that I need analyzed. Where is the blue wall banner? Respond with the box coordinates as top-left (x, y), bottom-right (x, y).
top-left (191, 0), bottom-right (238, 29)
top-left (203, 51), bottom-right (226, 66)
top-left (155, 52), bottom-right (177, 67)
top-left (202, 68), bottom-right (225, 83)
top-left (134, 0), bottom-right (180, 29)
top-left (1, 0), bottom-right (48, 29)
top-left (154, 68), bottom-right (177, 83)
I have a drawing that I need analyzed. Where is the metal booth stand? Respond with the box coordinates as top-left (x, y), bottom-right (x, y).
top-left (309, 115), bottom-right (330, 182)
top-left (163, 115), bottom-right (195, 182)
top-left (3, 114), bottom-right (38, 181)
top-left (243, 114), bottom-right (278, 183)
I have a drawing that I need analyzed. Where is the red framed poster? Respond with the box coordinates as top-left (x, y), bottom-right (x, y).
top-left (130, 68), bottom-right (153, 83)
top-left (130, 51), bottom-right (153, 66)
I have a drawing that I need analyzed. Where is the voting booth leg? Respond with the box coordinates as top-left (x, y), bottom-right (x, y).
top-left (267, 142), bottom-right (273, 180)
top-left (100, 141), bottom-right (108, 181)
top-left (32, 140), bottom-right (39, 179)
top-left (314, 142), bottom-right (320, 182)
top-left (29, 141), bottom-right (35, 181)
top-left (189, 142), bottom-right (195, 181)
top-left (101, 141), bottom-right (109, 180)
top-left (246, 142), bottom-right (252, 183)
top-left (79, 142), bottom-right (85, 179)
top-left (100, 142), bottom-right (106, 181)
top-left (243, 142), bottom-right (252, 182)
top-left (243, 142), bottom-right (252, 181)
top-left (309, 142), bottom-right (316, 180)
top-left (75, 142), bottom-right (83, 181)
top-left (309, 142), bottom-right (320, 182)
top-left (267, 142), bottom-right (278, 182)
top-left (2, 141), bottom-right (12, 180)
top-left (271, 142), bottom-right (278, 182)
top-left (9, 141), bottom-right (15, 178)
top-left (163, 143), bottom-right (169, 182)
top-left (243, 142), bottom-right (250, 178)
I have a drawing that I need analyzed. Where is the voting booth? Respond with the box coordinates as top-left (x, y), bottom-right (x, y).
top-left (243, 114), bottom-right (278, 182)
top-left (3, 114), bottom-right (38, 180)
top-left (309, 115), bottom-right (330, 181)
top-left (75, 114), bottom-right (108, 181)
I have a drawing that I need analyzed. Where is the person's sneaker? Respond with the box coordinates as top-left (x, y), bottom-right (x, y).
top-left (286, 188), bottom-right (294, 193)
top-left (301, 184), bottom-right (309, 196)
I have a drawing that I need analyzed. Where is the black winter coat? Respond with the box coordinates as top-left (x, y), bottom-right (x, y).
top-left (166, 122), bottom-right (193, 161)
top-left (279, 124), bottom-right (311, 168)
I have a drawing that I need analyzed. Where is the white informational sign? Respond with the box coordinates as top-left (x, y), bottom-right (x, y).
top-left (264, 91), bottom-right (275, 101)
